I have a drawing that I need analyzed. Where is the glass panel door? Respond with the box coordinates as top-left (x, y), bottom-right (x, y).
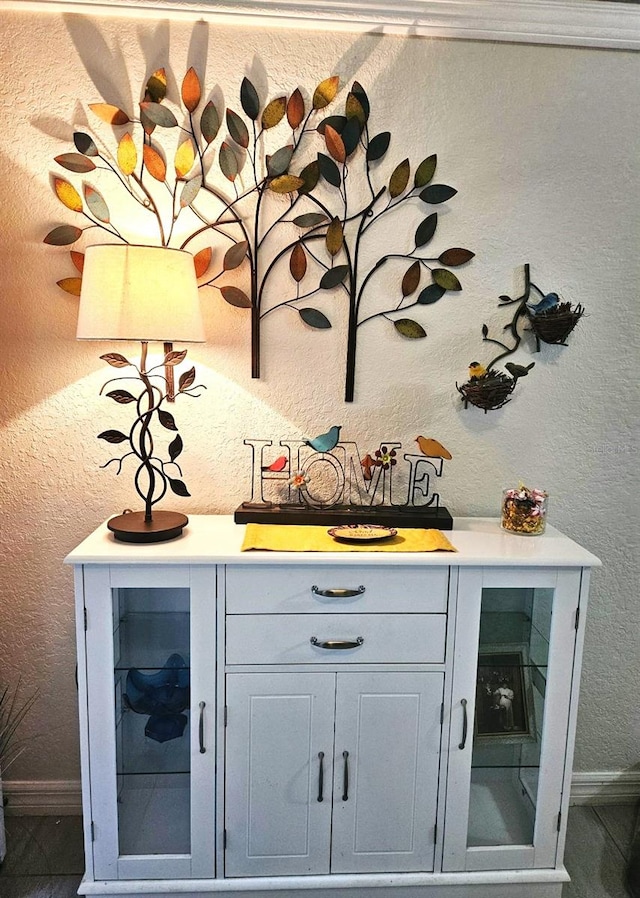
top-left (112, 586), bottom-right (191, 857)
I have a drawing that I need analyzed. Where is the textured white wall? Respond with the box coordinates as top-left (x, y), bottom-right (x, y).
top-left (0, 8), bottom-right (638, 783)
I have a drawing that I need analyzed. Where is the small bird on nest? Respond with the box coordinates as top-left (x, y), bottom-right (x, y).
top-left (468, 361), bottom-right (488, 380)
top-left (526, 292), bottom-right (559, 316)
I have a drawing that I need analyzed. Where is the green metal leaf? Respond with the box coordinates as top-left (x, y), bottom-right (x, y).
top-left (179, 175), bottom-right (202, 208)
top-left (325, 218), bottom-right (343, 256)
top-left (145, 69), bottom-right (167, 104)
top-left (320, 264), bottom-right (349, 289)
top-left (389, 159), bottom-right (410, 198)
top-left (417, 284), bottom-right (446, 305)
top-left (169, 477), bottom-right (191, 497)
top-left (414, 212), bottom-right (438, 248)
top-left (299, 308), bottom-right (331, 329)
top-left (318, 152), bottom-right (341, 187)
top-left (221, 285), bottom-right (252, 308)
top-left (267, 145), bottom-right (294, 177)
top-left (74, 132), bottom-right (99, 156)
top-left (55, 153), bottom-right (96, 173)
top-left (367, 132), bottom-right (390, 162)
top-left (292, 212), bottom-right (328, 228)
top-left (262, 96), bottom-right (287, 130)
top-left (226, 108), bottom-right (249, 148)
top-left (219, 142), bottom-right (238, 181)
top-left (201, 101), bottom-right (221, 144)
top-left (240, 77), bottom-right (261, 120)
top-left (439, 248), bottom-right (475, 266)
top-left (401, 260), bottom-right (421, 297)
top-left (345, 92), bottom-right (366, 127)
top-left (106, 389), bottom-right (136, 404)
top-left (98, 429), bottom-right (128, 443)
top-left (414, 155), bottom-right (437, 188)
top-left (158, 408), bottom-right (178, 431)
top-left (268, 174), bottom-right (305, 194)
top-left (341, 117), bottom-right (362, 157)
top-left (169, 434), bottom-right (184, 461)
top-left (298, 160), bottom-right (320, 195)
top-left (317, 115), bottom-right (346, 135)
top-left (140, 102), bottom-right (178, 128)
top-left (224, 240), bottom-right (248, 271)
top-left (433, 269), bottom-right (462, 291)
top-left (421, 184), bottom-right (458, 204)
top-left (351, 81), bottom-right (370, 120)
top-left (84, 185), bottom-right (110, 223)
top-left (312, 75), bottom-right (339, 110)
top-left (394, 318), bottom-right (427, 339)
top-left (43, 225), bottom-right (82, 246)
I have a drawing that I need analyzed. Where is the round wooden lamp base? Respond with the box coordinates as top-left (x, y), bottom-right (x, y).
top-left (107, 510), bottom-right (188, 543)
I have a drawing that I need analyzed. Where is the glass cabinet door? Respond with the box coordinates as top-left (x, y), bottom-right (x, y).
top-left (443, 568), bottom-right (583, 873)
top-left (83, 566), bottom-right (215, 881)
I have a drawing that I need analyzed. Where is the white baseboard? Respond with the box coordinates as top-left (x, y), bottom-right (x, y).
top-left (3, 772), bottom-right (639, 816)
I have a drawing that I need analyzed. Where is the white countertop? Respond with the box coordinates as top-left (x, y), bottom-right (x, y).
top-left (64, 515), bottom-right (601, 568)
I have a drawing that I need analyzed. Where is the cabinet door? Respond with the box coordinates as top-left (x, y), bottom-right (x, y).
top-left (225, 672), bottom-right (335, 877)
top-left (443, 567), bottom-right (583, 872)
top-left (331, 671), bottom-right (444, 874)
top-left (82, 565), bottom-right (216, 881)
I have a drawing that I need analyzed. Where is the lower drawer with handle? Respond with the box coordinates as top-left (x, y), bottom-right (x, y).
top-left (226, 613), bottom-right (446, 665)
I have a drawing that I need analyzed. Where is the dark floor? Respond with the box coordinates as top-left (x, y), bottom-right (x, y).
top-left (0, 805), bottom-right (637, 897)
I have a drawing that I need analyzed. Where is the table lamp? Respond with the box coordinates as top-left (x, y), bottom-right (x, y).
top-left (77, 244), bottom-right (205, 543)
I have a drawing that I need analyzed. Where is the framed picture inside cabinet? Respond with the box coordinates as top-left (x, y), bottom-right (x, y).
top-left (474, 647), bottom-right (537, 743)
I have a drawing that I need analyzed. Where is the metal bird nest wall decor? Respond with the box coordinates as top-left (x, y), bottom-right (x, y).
top-left (457, 263), bottom-right (585, 412)
top-left (45, 66), bottom-right (473, 403)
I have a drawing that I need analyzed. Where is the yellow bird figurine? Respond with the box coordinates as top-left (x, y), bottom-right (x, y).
top-left (468, 361), bottom-right (488, 380)
top-left (415, 436), bottom-right (453, 460)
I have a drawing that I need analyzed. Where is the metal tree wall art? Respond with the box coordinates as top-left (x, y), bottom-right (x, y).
top-left (45, 66), bottom-right (473, 402)
top-left (457, 263), bottom-right (584, 412)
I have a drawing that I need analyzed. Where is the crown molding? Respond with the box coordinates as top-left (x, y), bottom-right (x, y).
top-left (4, 0), bottom-right (640, 50)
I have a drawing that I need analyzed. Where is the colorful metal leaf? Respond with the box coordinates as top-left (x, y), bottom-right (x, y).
top-left (179, 175), bottom-right (202, 208)
top-left (106, 389), bottom-right (136, 404)
top-left (54, 178), bottom-right (82, 212)
top-left (287, 89), bottom-right (305, 129)
top-left (57, 276), bottom-right (82, 296)
top-left (292, 212), bottom-right (328, 228)
top-left (290, 243), bottom-right (307, 282)
top-left (182, 67), bottom-right (202, 113)
top-left (89, 103), bottom-right (130, 126)
top-left (421, 184), bottom-right (458, 204)
top-left (158, 408), bottom-right (178, 430)
top-left (317, 115), bottom-right (346, 135)
top-left (140, 102), bottom-right (178, 128)
top-left (401, 260), bottom-right (421, 297)
top-left (267, 145), bottom-right (294, 177)
top-left (312, 76), bottom-right (340, 110)
top-left (54, 153), bottom-right (96, 173)
top-left (201, 101), bottom-right (221, 144)
top-left (98, 429), bottom-right (128, 443)
top-left (140, 105), bottom-right (155, 137)
top-left (417, 283), bottom-right (446, 305)
top-left (193, 247), bottom-right (213, 278)
top-left (164, 349), bottom-right (188, 366)
top-left (345, 92), bottom-right (366, 126)
top-left (341, 117), bottom-right (362, 157)
top-left (70, 250), bottom-right (85, 273)
top-left (320, 264), bottom-right (349, 288)
top-left (268, 175), bottom-right (304, 194)
top-left (414, 212), bottom-right (438, 248)
top-left (84, 185), bottom-right (110, 223)
top-left (226, 108), bottom-right (249, 149)
top-left (298, 160), bottom-right (320, 195)
top-left (100, 352), bottom-right (131, 368)
top-left (179, 366), bottom-right (197, 391)
top-left (221, 285), bottom-right (252, 308)
top-left (318, 152), bottom-right (341, 188)
top-left (324, 125), bottom-right (346, 164)
top-left (240, 77), bottom-right (261, 121)
top-left (433, 269), bottom-right (462, 291)
top-left (394, 318), bottom-right (427, 339)
top-left (219, 142), bottom-right (238, 181)
top-left (351, 81), bottom-right (371, 119)
top-left (44, 225), bottom-right (82, 246)
top-left (325, 217), bottom-right (344, 256)
top-left (74, 132), bottom-right (99, 156)
top-left (389, 159), bottom-right (410, 198)
top-left (414, 155), bottom-right (437, 188)
top-left (439, 248), bottom-right (475, 266)
top-left (143, 144), bottom-right (167, 181)
top-left (145, 69), bottom-right (167, 104)
top-left (169, 477), bottom-right (190, 497)
top-left (168, 434), bottom-right (184, 462)
top-left (299, 308), bottom-right (331, 329)
top-left (262, 96), bottom-right (287, 130)
top-left (224, 241), bottom-right (248, 270)
top-left (175, 138), bottom-right (195, 178)
top-left (117, 133), bottom-right (137, 176)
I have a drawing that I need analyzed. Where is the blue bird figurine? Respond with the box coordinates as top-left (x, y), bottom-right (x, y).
top-left (305, 425), bottom-right (342, 453)
top-left (526, 292), bottom-right (559, 316)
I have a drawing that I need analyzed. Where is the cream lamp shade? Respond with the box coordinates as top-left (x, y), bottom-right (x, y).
top-left (77, 244), bottom-right (205, 343)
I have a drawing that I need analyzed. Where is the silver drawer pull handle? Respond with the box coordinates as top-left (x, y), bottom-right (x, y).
top-left (311, 585), bottom-right (365, 598)
top-left (459, 698), bottom-right (468, 750)
top-left (199, 701), bottom-right (206, 754)
top-left (317, 752), bottom-right (325, 802)
top-left (342, 751), bottom-right (349, 801)
top-left (310, 636), bottom-right (364, 650)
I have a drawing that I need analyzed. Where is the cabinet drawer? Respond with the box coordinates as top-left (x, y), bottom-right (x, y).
top-left (226, 613), bottom-right (446, 665)
top-left (225, 565), bottom-right (448, 614)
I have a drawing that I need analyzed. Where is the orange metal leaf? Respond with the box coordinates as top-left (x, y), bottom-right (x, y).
top-left (262, 96), bottom-right (287, 130)
top-left (313, 76), bottom-right (340, 110)
top-left (402, 260), bottom-right (421, 297)
top-left (54, 178), bottom-right (82, 212)
top-left (193, 247), bottom-right (213, 278)
top-left (57, 277), bottom-right (83, 296)
top-left (182, 67), bottom-right (201, 113)
top-left (325, 217), bottom-right (343, 256)
top-left (290, 243), bottom-right (307, 282)
top-left (325, 125), bottom-right (346, 164)
top-left (287, 88), bottom-right (305, 129)
top-left (175, 138), bottom-right (195, 178)
top-left (143, 144), bottom-right (167, 182)
top-left (89, 103), bottom-right (130, 126)
top-left (268, 175), bottom-right (304, 194)
top-left (145, 69), bottom-right (167, 104)
top-left (70, 251), bottom-right (85, 273)
top-left (117, 133), bottom-right (137, 176)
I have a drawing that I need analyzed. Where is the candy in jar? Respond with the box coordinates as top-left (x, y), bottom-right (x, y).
top-left (501, 484), bottom-right (548, 535)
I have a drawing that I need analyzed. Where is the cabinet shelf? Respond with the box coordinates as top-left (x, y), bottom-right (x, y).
top-left (114, 612), bottom-right (190, 671)
top-left (116, 706), bottom-right (190, 776)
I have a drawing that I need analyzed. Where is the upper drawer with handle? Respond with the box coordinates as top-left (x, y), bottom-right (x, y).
top-left (225, 565), bottom-right (448, 614)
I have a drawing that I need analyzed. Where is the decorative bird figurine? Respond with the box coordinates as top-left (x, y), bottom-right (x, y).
top-left (415, 436), bottom-right (453, 460)
top-left (526, 292), bottom-right (559, 316)
top-left (505, 361), bottom-right (535, 380)
top-left (304, 425), bottom-right (342, 453)
top-left (262, 455), bottom-right (288, 472)
top-left (468, 361), bottom-right (488, 380)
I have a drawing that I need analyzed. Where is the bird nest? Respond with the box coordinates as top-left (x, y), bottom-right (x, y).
top-left (527, 302), bottom-right (584, 345)
top-left (457, 370), bottom-right (516, 412)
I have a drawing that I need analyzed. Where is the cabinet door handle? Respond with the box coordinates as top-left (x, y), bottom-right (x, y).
top-left (311, 585), bottom-right (365, 598)
top-left (342, 751), bottom-right (349, 801)
top-left (458, 698), bottom-right (468, 750)
top-left (198, 701), bottom-right (206, 754)
top-left (317, 752), bottom-right (325, 802)
top-left (310, 636), bottom-right (364, 650)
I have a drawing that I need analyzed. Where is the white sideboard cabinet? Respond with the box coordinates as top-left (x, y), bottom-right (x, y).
top-left (66, 516), bottom-right (600, 898)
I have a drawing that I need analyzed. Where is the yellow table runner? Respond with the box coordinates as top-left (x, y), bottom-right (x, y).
top-left (241, 524), bottom-right (456, 553)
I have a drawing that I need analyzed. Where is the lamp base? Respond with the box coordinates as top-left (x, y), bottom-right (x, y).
top-left (107, 510), bottom-right (189, 543)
